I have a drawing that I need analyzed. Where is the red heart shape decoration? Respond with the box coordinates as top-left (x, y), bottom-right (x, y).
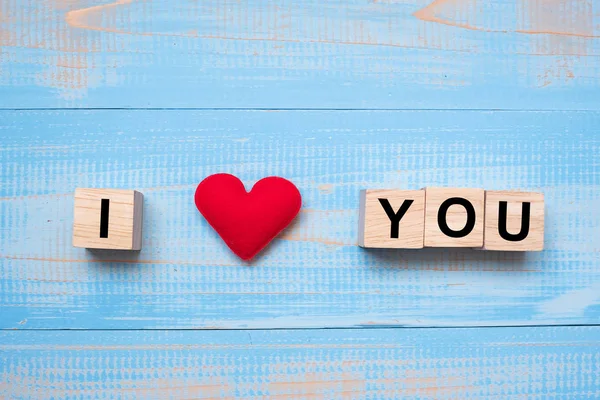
top-left (195, 174), bottom-right (302, 260)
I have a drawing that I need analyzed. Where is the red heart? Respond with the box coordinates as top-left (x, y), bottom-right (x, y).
top-left (195, 174), bottom-right (302, 260)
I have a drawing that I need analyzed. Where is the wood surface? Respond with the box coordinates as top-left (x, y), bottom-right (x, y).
top-left (1, 109), bottom-right (599, 330)
top-left (1, 0), bottom-right (600, 109)
top-left (2, 0), bottom-right (600, 396)
top-left (1, 327), bottom-right (599, 399)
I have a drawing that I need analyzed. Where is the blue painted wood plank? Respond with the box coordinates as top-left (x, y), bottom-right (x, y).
top-left (1, 110), bottom-right (599, 329)
top-left (1, 326), bottom-right (599, 399)
top-left (1, 0), bottom-right (599, 109)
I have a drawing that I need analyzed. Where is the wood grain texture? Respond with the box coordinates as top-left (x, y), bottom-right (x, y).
top-left (73, 188), bottom-right (143, 250)
top-left (1, 327), bottom-right (599, 399)
top-left (1, 0), bottom-right (599, 109)
top-left (424, 187), bottom-right (485, 248)
top-left (483, 190), bottom-right (545, 251)
top-left (359, 189), bottom-right (425, 249)
top-left (2, 0), bottom-right (599, 393)
top-left (1, 109), bottom-right (599, 329)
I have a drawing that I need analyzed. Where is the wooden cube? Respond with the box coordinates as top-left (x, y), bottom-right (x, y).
top-left (73, 188), bottom-right (143, 250)
top-left (358, 189), bottom-right (425, 249)
top-left (424, 187), bottom-right (484, 248)
top-left (483, 191), bottom-right (544, 251)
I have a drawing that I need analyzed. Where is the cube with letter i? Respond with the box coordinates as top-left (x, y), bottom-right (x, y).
top-left (358, 189), bottom-right (425, 249)
top-left (73, 188), bottom-right (144, 250)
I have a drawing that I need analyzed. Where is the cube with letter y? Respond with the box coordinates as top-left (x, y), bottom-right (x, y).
top-left (73, 188), bottom-right (143, 250)
top-left (358, 189), bottom-right (425, 248)
top-left (483, 191), bottom-right (544, 251)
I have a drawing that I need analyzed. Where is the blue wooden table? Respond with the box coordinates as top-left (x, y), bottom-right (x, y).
top-left (1, 1), bottom-right (599, 398)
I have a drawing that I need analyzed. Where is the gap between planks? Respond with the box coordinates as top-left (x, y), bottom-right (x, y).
top-left (2, 108), bottom-right (600, 112)
top-left (4, 323), bottom-right (600, 332)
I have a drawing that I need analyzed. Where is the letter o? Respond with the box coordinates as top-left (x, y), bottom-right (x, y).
top-left (437, 197), bottom-right (476, 238)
